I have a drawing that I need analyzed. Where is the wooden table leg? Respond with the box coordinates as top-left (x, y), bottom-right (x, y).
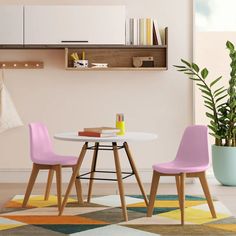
top-left (113, 142), bottom-right (128, 221)
top-left (87, 142), bottom-right (99, 203)
top-left (59, 142), bottom-right (88, 216)
top-left (73, 166), bottom-right (84, 205)
top-left (124, 142), bottom-right (148, 206)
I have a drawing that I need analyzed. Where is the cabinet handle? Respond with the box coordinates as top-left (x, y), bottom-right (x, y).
top-left (61, 40), bottom-right (89, 43)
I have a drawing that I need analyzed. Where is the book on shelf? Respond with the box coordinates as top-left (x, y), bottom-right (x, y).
top-left (146, 18), bottom-right (153, 46)
top-left (139, 18), bottom-right (145, 45)
top-left (128, 18), bottom-right (138, 45)
top-left (126, 18), bottom-right (130, 45)
top-left (153, 22), bottom-right (158, 45)
top-left (83, 127), bottom-right (120, 134)
top-left (126, 17), bottom-right (163, 46)
top-left (153, 19), bottom-right (162, 45)
top-left (78, 131), bottom-right (117, 137)
top-left (133, 18), bottom-right (138, 45)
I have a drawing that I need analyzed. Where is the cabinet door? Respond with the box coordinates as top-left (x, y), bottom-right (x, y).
top-left (0, 6), bottom-right (23, 44)
top-left (24, 6), bottom-right (125, 45)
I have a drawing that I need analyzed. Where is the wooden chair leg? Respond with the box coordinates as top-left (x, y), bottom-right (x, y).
top-left (113, 142), bottom-right (128, 221)
top-left (87, 142), bottom-right (99, 203)
top-left (22, 163), bottom-right (40, 207)
top-left (180, 173), bottom-right (185, 225)
top-left (147, 171), bottom-right (160, 217)
top-left (54, 165), bottom-right (62, 212)
top-left (44, 169), bottom-right (54, 200)
top-left (73, 166), bottom-right (84, 205)
top-left (198, 171), bottom-right (217, 218)
top-left (175, 175), bottom-right (181, 209)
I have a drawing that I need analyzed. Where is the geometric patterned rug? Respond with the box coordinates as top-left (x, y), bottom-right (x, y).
top-left (0, 194), bottom-right (235, 235)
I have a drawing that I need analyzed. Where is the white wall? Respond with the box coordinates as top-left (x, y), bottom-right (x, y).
top-left (0, 0), bottom-right (193, 183)
top-left (194, 32), bottom-right (236, 142)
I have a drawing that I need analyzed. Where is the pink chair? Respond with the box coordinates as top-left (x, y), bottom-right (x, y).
top-left (147, 125), bottom-right (216, 225)
top-left (22, 123), bottom-right (83, 211)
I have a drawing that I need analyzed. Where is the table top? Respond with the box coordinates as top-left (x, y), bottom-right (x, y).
top-left (54, 131), bottom-right (158, 143)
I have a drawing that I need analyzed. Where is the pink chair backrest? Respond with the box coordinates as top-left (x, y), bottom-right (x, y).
top-left (175, 125), bottom-right (209, 166)
top-left (29, 123), bottom-right (54, 163)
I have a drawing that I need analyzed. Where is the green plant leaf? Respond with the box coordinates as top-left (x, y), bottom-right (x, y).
top-left (210, 76), bottom-right (222, 87)
top-left (208, 125), bottom-right (217, 132)
top-left (173, 65), bottom-right (186, 68)
top-left (200, 89), bottom-right (212, 97)
top-left (214, 86), bottom-right (225, 95)
top-left (226, 41), bottom-right (234, 51)
top-left (216, 94), bottom-right (228, 103)
top-left (229, 100), bottom-right (236, 108)
top-left (190, 78), bottom-right (201, 81)
top-left (214, 89), bottom-right (227, 98)
top-left (201, 68), bottom-right (209, 79)
top-left (206, 112), bottom-right (215, 120)
top-left (202, 95), bottom-right (212, 102)
top-left (196, 83), bottom-right (208, 89)
top-left (192, 63), bottom-right (199, 73)
top-left (204, 100), bottom-right (214, 107)
top-left (178, 69), bottom-right (188, 72)
top-left (204, 105), bottom-right (214, 111)
top-left (210, 120), bottom-right (218, 128)
top-left (209, 132), bottom-right (221, 139)
top-left (181, 59), bottom-right (191, 67)
top-left (217, 102), bottom-right (227, 108)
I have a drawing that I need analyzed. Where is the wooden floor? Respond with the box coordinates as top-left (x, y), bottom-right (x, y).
top-left (1, 180), bottom-right (236, 215)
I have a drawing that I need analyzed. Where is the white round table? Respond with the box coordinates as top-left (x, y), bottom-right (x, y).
top-left (54, 131), bottom-right (157, 143)
top-left (54, 131), bottom-right (157, 221)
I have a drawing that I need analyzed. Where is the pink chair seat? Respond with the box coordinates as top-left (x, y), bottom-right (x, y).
top-left (33, 153), bottom-right (77, 166)
top-left (153, 161), bottom-right (209, 174)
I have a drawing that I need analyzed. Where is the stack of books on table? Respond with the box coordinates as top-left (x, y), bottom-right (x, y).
top-left (78, 127), bottom-right (120, 137)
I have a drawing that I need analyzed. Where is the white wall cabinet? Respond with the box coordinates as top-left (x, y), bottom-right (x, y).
top-left (24, 6), bottom-right (125, 45)
top-left (0, 6), bottom-right (23, 44)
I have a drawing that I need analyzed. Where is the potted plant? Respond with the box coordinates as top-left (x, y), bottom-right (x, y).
top-left (175, 41), bottom-right (236, 186)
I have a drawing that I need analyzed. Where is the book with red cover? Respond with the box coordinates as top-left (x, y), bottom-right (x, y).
top-left (83, 127), bottom-right (120, 134)
top-left (78, 131), bottom-right (117, 137)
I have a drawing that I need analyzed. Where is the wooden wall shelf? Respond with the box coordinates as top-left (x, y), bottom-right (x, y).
top-left (65, 27), bottom-right (168, 71)
top-left (66, 67), bottom-right (167, 71)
